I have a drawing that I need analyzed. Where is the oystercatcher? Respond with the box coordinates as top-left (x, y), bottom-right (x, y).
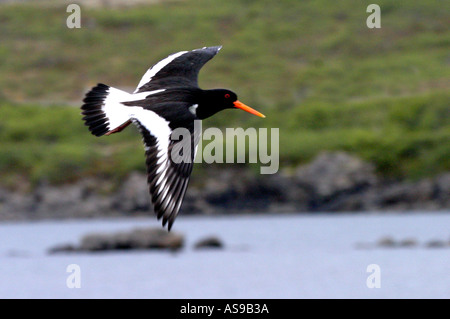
top-left (81, 46), bottom-right (265, 230)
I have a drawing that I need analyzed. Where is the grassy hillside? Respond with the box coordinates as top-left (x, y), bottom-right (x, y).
top-left (0, 0), bottom-right (449, 187)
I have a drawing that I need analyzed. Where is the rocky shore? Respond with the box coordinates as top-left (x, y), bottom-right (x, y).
top-left (0, 152), bottom-right (449, 221)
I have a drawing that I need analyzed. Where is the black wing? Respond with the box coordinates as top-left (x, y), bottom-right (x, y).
top-left (135, 46), bottom-right (222, 93)
top-left (135, 120), bottom-right (199, 230)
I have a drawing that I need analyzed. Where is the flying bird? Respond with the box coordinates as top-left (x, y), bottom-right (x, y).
top-left (81, 46), bottom-right (265, 230)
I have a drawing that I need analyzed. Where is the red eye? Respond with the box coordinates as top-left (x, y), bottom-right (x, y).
top-left (224, 94), bottom-right (230, 99)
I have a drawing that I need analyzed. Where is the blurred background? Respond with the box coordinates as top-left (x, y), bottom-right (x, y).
top-left (0, 0), bottom-right (449, 299)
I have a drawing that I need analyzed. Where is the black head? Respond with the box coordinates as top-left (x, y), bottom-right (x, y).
top-left (196, 89), bottom-right (265, 120)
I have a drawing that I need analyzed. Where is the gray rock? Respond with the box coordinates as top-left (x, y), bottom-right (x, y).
top-left (127, 227), bottom-right (183, 250)
top-left (398, 238), bottom-right (418, 248)
top-left (425, 240), bottom-right (447, 249)
top-left (73, 227), bottom-right (184, 252)
top-left (194, 236), bottom-right (224, 249)
top-left (295, 151), bottom-right (377, 199)
top-left (377, 236), bottom-right (397, 248)
top-left (47, 243), bottom-right (78, 254)
top-left (376, 237), bottom-right (418, 248)
top-left (79, 233), bottom-right (117, 251)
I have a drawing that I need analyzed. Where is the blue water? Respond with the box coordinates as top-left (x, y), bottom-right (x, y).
top-left (0, 212), bottom-right (449, 298)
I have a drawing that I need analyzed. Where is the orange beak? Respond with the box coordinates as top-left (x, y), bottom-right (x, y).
top-left (233, 100), bottom-right (266, 118)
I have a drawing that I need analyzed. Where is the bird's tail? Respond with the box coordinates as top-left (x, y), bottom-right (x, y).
top-left (81, 83), bottom-right (133, 137)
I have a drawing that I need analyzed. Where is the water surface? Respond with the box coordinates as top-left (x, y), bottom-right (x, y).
top-left (0, 212), bottom-right (449, 298)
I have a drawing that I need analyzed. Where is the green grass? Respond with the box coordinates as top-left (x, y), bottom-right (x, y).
top-left (280, 92), bottom-right (450, 177)
top-left (0, 0), bottom-right (449, 187)
top-left (0, 102), bottom-right (148, 186)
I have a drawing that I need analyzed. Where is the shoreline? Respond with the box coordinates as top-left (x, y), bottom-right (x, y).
top-left (1, 152), bottom-right (448, 222)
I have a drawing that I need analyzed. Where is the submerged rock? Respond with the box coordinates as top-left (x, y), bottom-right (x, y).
top-left (194, 236), bottom-right (224, 249)
top-left (377, 236), bottom-right (397, 248)
top-left (425, 240), bottom-right (447, 249)
top-left (48, 243), bottom-right (78, 254)
top-left (398, 238), bottom-right (418, 248)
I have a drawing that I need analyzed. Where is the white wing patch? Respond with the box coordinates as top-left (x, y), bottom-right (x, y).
top-left (101, 87), bottom-right (165, 132)
top-left (129, 106), bottom-right (171, 154)
top-left (101, 87), bottom-right (134, 131)
top-left (134, 50), bottom-right (188, 93)
top-left (128, 106), bottom-right (172, 194)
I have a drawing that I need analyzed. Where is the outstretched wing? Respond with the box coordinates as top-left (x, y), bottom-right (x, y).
top-left (134, 119), bottom-right (199, 230)
top-left (134, 46), bottom-right (222, 93)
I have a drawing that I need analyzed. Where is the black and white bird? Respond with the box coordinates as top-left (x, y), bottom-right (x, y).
top-left (81, 46), bottom-right (265, 230)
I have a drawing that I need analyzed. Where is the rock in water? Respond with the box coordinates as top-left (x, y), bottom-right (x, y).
top-left (49, 227), bottom-right (184, 253)
top-left (194, 236), bottom-right (224, 249)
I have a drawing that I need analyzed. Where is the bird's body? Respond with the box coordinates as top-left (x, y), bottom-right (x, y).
top-left (81, 46), bottom-right (264, 230)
